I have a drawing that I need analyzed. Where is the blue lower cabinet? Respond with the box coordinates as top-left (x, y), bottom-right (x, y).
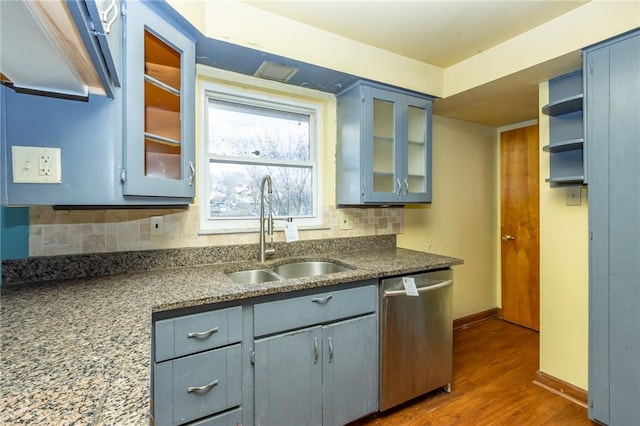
top-left (322, 315), bottom-right (378, 426)
top-left (153, 344), bottom-right (241, 426)
top-left (254, 327), bottom-right (324, 426)
top-left (153, 282), bottom-right (379, 426)
top-left (253, 284), bottom-right (378, 426)
top-left (254, 316), bottom-right (378, 426)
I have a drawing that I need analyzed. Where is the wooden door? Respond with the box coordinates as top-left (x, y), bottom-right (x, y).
top-left (500, 124), bottom-right (540, 330)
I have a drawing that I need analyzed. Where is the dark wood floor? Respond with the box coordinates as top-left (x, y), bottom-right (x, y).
top-left (357, 318), bottom-right (595, 426)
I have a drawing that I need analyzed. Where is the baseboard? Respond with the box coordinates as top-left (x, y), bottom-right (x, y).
top-left (453, 308), bottom-right (500, 330)
top-left (533, 370), bottom-right (588, 408)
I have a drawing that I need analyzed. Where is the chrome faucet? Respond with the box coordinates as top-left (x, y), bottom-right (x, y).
top-left (259, 175), bottom-right (276, 262)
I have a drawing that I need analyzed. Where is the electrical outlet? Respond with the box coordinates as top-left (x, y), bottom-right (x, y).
top-left (339, 211), bottom-right (354, 230)
top-left (150, 216), bottom-right (164, 237)
top-left (12, 146), bottom-right (61, 183)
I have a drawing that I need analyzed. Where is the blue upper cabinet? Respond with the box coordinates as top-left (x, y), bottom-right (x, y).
top-left (66, 0), bottom-right (122, 98)
top-left (1, 0), bottom-right (197, 206)
top-left (123, 0), bottom-right (196, 198)
top-left (336, 81), bottom-right (433, 205)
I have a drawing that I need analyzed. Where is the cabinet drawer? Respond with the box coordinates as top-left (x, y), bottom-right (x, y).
top-left (189, 407), bottom-right (242, 426)
top-left (155, 307), bottom-right (242, 362)
top-left (254, 284), bottom-right (377, 337)
top-left (154, 344), bottom-right (242, 425)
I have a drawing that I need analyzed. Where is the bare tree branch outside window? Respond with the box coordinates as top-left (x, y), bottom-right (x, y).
top-left (206, 98), bottom-right (315, 220)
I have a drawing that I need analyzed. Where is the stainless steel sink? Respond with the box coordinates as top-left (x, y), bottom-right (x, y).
top-left (227, 261), bottom-right (354, 284)
top-left (272, 261), bottom-right (353, 279)
top-left (226, 269), bottom-right (281, 285)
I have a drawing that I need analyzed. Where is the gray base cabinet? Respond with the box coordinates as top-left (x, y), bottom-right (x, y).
top-left (254, 315), bottom-right (378, 426)
top-left (153, 307), bottom-right (243, 426)
top-left (585, 28), bottom-right (640, 426)
top-left (253, 284), bottom-right (378, 426)
top-left (254, 327), bottom-right (323, 426)
top-left (153, 281), bottom-right (379, 426)
top-left (321, 315), bottom-right (378, 426)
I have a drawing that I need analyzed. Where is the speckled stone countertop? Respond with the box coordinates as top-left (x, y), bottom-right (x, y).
top-left (1, 236), bottom-right (462, 425)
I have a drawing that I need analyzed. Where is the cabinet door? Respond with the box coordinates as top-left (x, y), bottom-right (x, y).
top-left (363, 87), bottom-right (402, 203)
top-left (124, 0), bottom-right (195, 198)
top-left (85, 0), bottom-right (122, 87)
top-left (401, 96), bottom-right (432, 203)
top-left (323, 314), bottom-right (378, 426)
top-left (254, 327), bottom-right (323, 426)
top-left (66, 0), bottom-right (122, 97)
top-left (587, 31), bottom-right (640, 426)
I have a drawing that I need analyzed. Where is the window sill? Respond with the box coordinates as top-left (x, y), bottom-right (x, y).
top-left (198, 224), bottom-right (331, 235)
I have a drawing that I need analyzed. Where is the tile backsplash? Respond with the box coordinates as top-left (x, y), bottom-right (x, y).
top-left (28, 205), bottom-right (403, 256)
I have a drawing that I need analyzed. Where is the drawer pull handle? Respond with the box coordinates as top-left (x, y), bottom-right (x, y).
top-left (187, 379), bottom-right (219, 393)
top-left (328, 337), bottom-right (334, 363)
top-left (311, 295), bottom-right (333, 304)
top-left (313, 338), bottom-right (319, 363)
top-left (187, 327), bottom-right (219, 339)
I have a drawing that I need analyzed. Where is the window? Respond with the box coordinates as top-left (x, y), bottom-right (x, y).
top-left (200, 83), bottom-right (322, 232)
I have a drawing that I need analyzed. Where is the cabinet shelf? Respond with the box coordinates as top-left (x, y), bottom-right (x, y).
top-left (542, 94), bottom-right (583, 116)
top-left (144, 132), bottom-right (181, 146)
top-left (545, 175), bottom-right (585, 185)
top-left (543, 70), bottom-right (585, 187)
top-left (543, 138), bottom-right (584, 152)
top-left (374, 136), bottom-right (394, 143)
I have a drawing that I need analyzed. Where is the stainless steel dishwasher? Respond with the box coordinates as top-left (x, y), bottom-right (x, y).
top-left (379, 269), bottom-right (453, 411)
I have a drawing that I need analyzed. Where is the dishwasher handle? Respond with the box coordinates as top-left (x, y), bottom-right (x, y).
top-left (383, 279), bottom-right (453, 297)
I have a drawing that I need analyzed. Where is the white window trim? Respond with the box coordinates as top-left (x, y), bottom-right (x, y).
top-left (198, 80), bottom-right (324, 234)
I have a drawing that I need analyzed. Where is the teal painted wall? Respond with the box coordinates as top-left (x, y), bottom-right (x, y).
top-left (0, 207), bottom-right (2, 285)
top-left (1, 207), bottom-right (29, 260)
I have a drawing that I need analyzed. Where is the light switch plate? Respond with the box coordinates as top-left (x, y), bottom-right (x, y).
top-left (566, 186), bottom-right (582, 206)
top-left (12, 146), bottom-right (61, 183)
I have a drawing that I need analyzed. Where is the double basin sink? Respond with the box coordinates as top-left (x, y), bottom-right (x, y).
top-left (227, 261), bottom-right (354, 285)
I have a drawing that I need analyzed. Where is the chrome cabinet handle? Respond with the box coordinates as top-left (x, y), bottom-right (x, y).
top-left (313, 338), bottom-right (319, 363)
top-left (502, 234), bottom-right (516, 241)
top-left (187, 327), bottom-right (219, 339)
top-left (328, 337), bottom-right (334, 363)
top-left (188, 161), bottom-right (196, 186)
top-left (187, 379), bottom-right (218, 393)
top-left (396, 178), bottom-right (402, 194)
top-left (403, 178), bottom-right (409, 195)
top-left (311, 295), bottom-right (332, 304)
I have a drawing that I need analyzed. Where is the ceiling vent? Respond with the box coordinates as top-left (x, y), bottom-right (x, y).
top-left (254, 61), bottom-right (298, 83)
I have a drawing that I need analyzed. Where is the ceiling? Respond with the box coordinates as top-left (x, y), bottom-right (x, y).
top-left (241, 0), bottom-right (589, 126)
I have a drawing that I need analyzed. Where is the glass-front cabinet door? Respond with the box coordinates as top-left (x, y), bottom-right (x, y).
top-left (364, 88), bottom-right (401, 203)
top-left (403, 96), bottom-right (432, 203)
top-left (123, 1), bottom-right (195, 198)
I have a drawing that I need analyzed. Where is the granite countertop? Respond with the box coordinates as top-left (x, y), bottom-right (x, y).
top-left (0, 238), bottom-right (462, 425)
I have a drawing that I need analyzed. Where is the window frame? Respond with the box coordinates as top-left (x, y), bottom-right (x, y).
top-left (199, 81), bottom-right (323, 233)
